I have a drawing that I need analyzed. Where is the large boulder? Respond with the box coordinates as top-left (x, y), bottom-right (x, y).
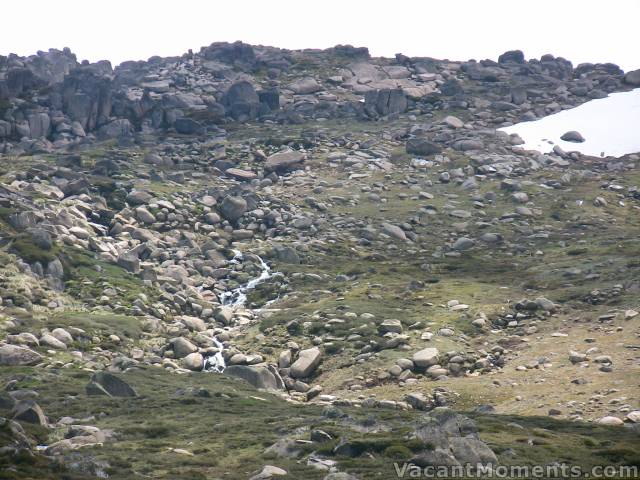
top-left (219, 195), bottom-right (248, 221)
top-left (224, 365), bottom-right (284, 390)
top-left (171, 337), bottom-right (198, 358)
top-left (183, 352), bottom-right (204, 371)
top-left (452, 139), bottom-right (483, 151)
top-left (225, 168), bottom-right (258, 181)
top-left (623, 69), bottom-right (640, 86)
top-left (405, 392), bottom-right (435, 411)
top-left (97, 119), bottom-right (132, 139)
top-left (381, 223), bottom-right (407, 241)
top-left (202, 41), bottom-right (255, 65)
top-left (29, 228), bottom-right (52, 250)
top-left (117, 252), bottom-right (140, 274)
top-left (449, 437), bottom-right (498, 465)
top-left (406, 138), bottom-right (441, 156)
top-left (273, 245), bottom-right (300, 264)
top-left (40, 333), bottom-right (67, 350)
top-left (0, 344), bottom-right (42, 366)
top-left (61, 66), bottom-right (113, 131)
top-left (498, 50), bottom-right (525, 64)
top-left (0, 120), bottom-right (11, 138)
top-left (249, 465), bottom-right (288, 480)
top-left (222, 81), bottom-right (260, 121)
top-left (12, 400), bottom-right (47, 425)
top-left (258, 89), bottom-right (280, 111)
top-left (27, 113), bottom-right (51, 138)
top-left (144, 152), bottom-right (173, 167)
top-left (323, 474), bottom-right (360, 480)
top-left (287, 78), bottom-right (322, 95)
top-left (51, 328), bottom-right (73, 346)
top-left (452, 237), bottom-right (475, 251)
top-left (411, 448), bottom-right (460, 467)
top-left (290, 347), bottom-right (322, 379)
top-left (174, 117), bottom-right (204, 135)
top-left (364, 88), bottom-right (407, 116)
top-left (6, 68), bottom-right (42, 96)
top-left (86, 372), bottom-right (137, 397)
top-left (413, 348), bottom-right (440, 368)
top-left (598, 416), bottom-right (624, 426)
top-left (410, 408), bottom-right (497, 467)
top-left (265, 150), bottom-right (305, 173)
top-left (560, 130), bottom-right (585, 143)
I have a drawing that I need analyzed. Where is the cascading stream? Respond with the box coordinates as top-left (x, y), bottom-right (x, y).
top-left (218, 250), bottom-right (274, 307)
top-left (203, 249), bottom-right (276, 372)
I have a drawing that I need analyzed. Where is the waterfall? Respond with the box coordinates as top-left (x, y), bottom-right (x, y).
top-left (203, 249), bottom-right (276, 372)
top-left (219, 250), bottom-right (274, 307)
top-left (203, 336), bottom-right (226, 372)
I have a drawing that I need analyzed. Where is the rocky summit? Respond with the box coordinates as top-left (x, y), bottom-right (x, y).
top-left (0, 42), bottom-right (639, 479)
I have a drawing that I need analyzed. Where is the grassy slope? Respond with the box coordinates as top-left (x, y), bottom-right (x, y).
top-left (1, 366), bottom-right (639, 480)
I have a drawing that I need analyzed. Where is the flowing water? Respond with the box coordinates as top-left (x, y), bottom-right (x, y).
top-left (218, 250), bottom-right (274, 307)
top-left (203, 336), bottom-right (227, 372)
top-left (203, 250), bottom-right (276, 372)
top-left (500, 88), bottom-right (640, 158)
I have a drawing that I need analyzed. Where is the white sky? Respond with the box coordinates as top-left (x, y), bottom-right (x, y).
top-left (2, 0), bottom-right (639, 71)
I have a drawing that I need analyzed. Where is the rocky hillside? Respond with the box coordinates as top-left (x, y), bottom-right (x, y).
top-left (0, 42), bottom-right (639, 479)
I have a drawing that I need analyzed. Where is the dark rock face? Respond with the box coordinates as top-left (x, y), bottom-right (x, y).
top-left (222, 81), bottom-right (260, 121)
top-left (258, 89), bottom-right (280, 111)
top-left (27, 113), bottom-right (51, 138)
top-left (364, 89), bottom-right (407, 117)
top-left (5, 68), bottom-right (42, 97)
top-left (61, 65), bottom-right (113, 131)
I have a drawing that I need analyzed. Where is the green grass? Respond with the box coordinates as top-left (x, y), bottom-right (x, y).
top-left (62, 249), bottom-right (155, 306)
top-left (1, 365), bottom-right (638, 480)
top-left (10, 235), bottom-right (60, 264)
